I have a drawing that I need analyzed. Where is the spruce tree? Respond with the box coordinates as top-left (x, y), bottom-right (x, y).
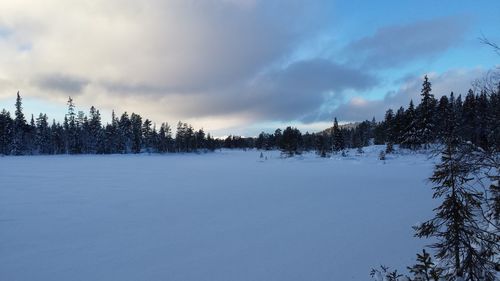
top-left (142, 119), bottom-right (153, 152)
top-left (407, 249), bottom-right (443, 281)
top-left (416, 75), bottom-right (436, 148)
top-left (401, 100), bottom-right (421, 149)
top-left (280, 126), bottom-right (302, 157)
top-left (51, 120), bottom-right (65, 154)
top-left (130, 113), bottom-right (142, 153)
top-left (461, 89), bottom-right (476, 143)
top-left (12, 91), bottom-right (27, 155)
top-left (118, 112), bottom-right (132, 153)
top-left (66, 97), bottom-right (80, 154)
top-left (414, 107), bottom-right (497, 280)
top-left (0, 109), bottom-right (13, 155)
top-left (175, 121), bottom-right (186, 152)
top-left (35, 113), bottom-right (51, 154)
top-left (86, 106), bottom-right (101, 153)
top-left (332, 117), bottom-right (345, 152)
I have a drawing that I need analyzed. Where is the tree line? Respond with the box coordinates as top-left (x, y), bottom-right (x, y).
top-left (0, 94), bottom-right (220, 155)
top-left (1, 75), bottom-right (499, 157)
top-left (367, 75), bottom-right (499, 280)
top-left (230, 75), bottom-right (500, 157)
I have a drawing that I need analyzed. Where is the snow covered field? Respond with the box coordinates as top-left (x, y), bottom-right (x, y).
top-left (1, 147), bottom-right (437, 281)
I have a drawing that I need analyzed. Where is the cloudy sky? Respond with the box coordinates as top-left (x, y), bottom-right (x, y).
top-left (0, 1), bottom-right (499, 136)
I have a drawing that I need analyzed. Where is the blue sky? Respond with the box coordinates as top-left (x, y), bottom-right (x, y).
top-left (0, 0), bottom-right (498, 136)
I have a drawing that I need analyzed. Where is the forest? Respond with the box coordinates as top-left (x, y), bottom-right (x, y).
top-left (0, 76), bottom-right (499, 157)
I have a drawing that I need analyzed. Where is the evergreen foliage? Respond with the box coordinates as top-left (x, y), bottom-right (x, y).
top-left (1, 76), bottom-right (499, 157)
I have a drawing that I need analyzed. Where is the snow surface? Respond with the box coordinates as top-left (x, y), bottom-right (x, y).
top-left (1, 146), bottom-right (438, 281)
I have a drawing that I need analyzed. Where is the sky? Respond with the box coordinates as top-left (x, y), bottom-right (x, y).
top-left (0, 1), bottom-right (499, 136)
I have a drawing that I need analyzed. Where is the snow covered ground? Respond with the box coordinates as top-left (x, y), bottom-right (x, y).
top-left (1, 146), bottom-right (438, 281)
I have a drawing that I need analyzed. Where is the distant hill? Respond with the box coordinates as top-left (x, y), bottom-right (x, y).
top-left (321, 122), bottom-right (360, 135)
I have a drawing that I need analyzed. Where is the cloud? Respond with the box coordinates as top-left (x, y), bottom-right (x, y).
top-left (36, 74), bottom-right (89, 94)
top-left (344, 17), bottom-right (471, 69)
top-left (0, 0), bottom-right (339, 127)
top-left (0, 2), bottom-right (487, 135)
top-left (136, 58), bottom-right (378, 122)
top-left (331, 67), bottom-right (486, 122)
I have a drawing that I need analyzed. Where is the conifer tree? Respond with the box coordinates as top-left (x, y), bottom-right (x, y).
top-left (118, 112), bottom-right (132, 153)
top-left (416, 75), bottom-right (436, 148)
top-left (12, 92), bottom-right (27, 155)
top-left (414, 107), bottom-right (497, 280)
top-left (280, 126), bottom-right (302, 157)
top-left (194, 128), bottom-right (205, 151)
top-left (461, 89), bottom-right (476, 143)
top-left (401, 100), bottom-right (421, 149)
top-left (142, 119), bottom-right (153, 152)
top-left (332, 117), bottom-right (344, 152)
top-left (157, 122), bottom-right (171, 153)
top-left (66, 97), bottom-right (80, 154)
top-left (315, 133), bottom-right (329, 157)
top-left (0, 109), bottom-right (13, 155)
top-left (51, 120), bottom-right (65, 154)
top-left (130, 113), bottom-right (142, 153)
top-left (86, 106), bottom-right (102, 153)
top-left (35, 113), bottom-right (51, 154)
top-left (407, 249), bottom-right (443, 281)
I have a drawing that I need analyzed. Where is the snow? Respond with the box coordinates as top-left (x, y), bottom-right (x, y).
top-left (0, 146), bottom-right (438, 281)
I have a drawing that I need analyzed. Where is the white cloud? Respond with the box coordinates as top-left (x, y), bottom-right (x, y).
top-left (0, 0), bottom-right (340, 130)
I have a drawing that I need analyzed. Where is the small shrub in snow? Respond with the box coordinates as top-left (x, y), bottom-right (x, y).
top-left (379, 150), bottom-right (386, 161)
top-left (386, 142), bottom-right (394, 154)
top-left (357, 146), bottom-right (364, 154)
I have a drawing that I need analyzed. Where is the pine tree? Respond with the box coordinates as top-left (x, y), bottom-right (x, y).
top-left (255, 132), bottom-right (266, 150)
top-left (332, 117), bottom-right (344, 152)
top-left (401, 100), bottom-right (421, 149)
top-left (273, 128), bottom-right (282, 149)
top-left (414, 107), bottom-right (497, 280)
top-left (105, 110), bottom-right (120, 154)
top-left (474, 92), bottom-right (489, 149)
top-left (25, 114), bottom-right (36, 154)
top-left (436, 95), bottom-right (450, 142)
top-left (280, 126), bottom-right (302, 157)
top-left (461, 89), bottom-right (476, 143)
top-left (175, 121), bottom-right (186, 152)
top-left (0, 109), bottom-right (13, 155)
top-left (205, 133), bottom-right (217, 151)
top-left (87, 106), bottom-right (101, 153)
top-left (66, 97), bottom-right (80, 154)
top-left (194, 128), bottom-right (205, 151)
top-left (130, 113), bottom-right (142, 153)
top-left (51, 120), bottom-right (65, 154)
top-left (315, 133), bottom-right (329, 158)
top-left (118, 112), bottom-right (132, 153)
top-left (407, 249), bottom-right (443, 281)
top-left (142, 119), bottom-right (153, 152)
top-left (185, 124), bottom-right (195, 152)
top-left (12, 91), bottom-right (27, 155)
top-left (416, 75), bottom-right (436, 148)
top-left (35, 113), bottom-right (51, 154)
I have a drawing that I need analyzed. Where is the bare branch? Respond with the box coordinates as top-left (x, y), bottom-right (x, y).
top-left (479, 34), bottom-right (500, 56)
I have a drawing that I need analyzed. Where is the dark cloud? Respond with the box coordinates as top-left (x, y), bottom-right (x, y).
top-left (344, 17), bottom-right (470, 69)
top-left (251, 59), bottom-right (378, 121)
top-left (331, 68), bottom-right (485, 122)
top-left (0, 2), bottom-right (488, 134)
top-left (158, 58), bottom-right (378, 122)
top-left (36, 74), bottom-right (89, 94)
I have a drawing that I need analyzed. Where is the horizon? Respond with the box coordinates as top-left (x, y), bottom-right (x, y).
top-left (0, 1), bottom-right (499, 137)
